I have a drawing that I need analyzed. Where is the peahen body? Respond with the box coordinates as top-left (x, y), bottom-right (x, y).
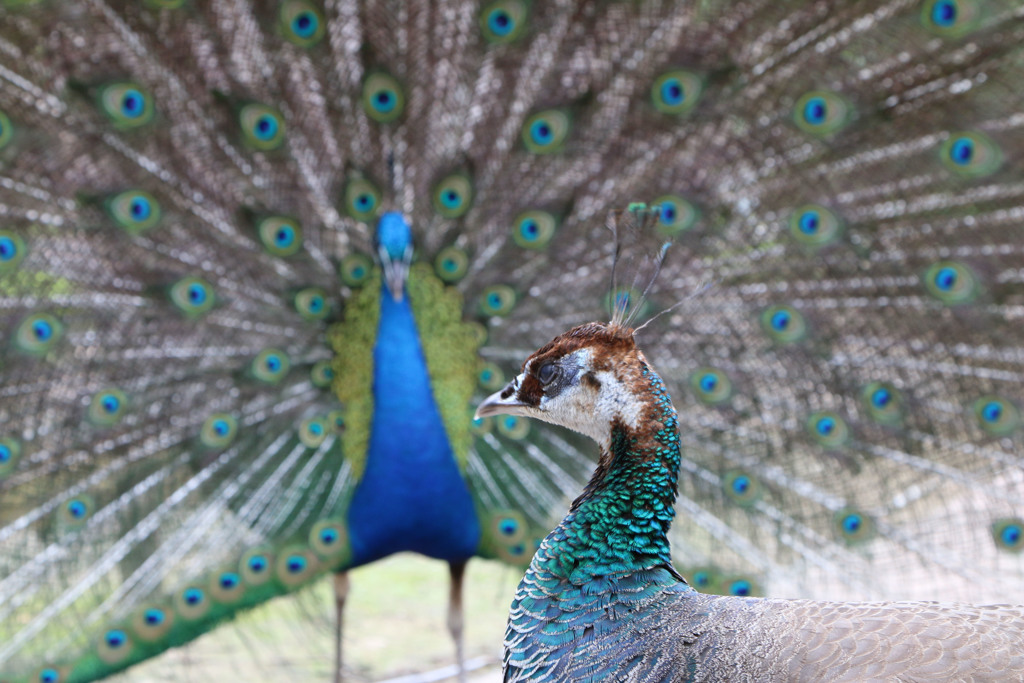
top-left (0, 0), bottom-right (1023, 681)
top-left (478, 320), bottom-right (1024, 681)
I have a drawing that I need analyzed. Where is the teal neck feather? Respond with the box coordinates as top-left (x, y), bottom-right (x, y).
top-left (541, 364), bottom-right (680, 583)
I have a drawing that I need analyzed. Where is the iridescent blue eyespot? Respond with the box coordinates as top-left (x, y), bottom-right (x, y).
top-left (107, 190), bottom-right (162, 233)
top-left (475, 360), bottom-right (503, 393)
top-left (293, 13), bottom-right (316, 36)
top-left (522, 110), bottom-right (569, 154)
top-left (122, 91), bottom-right (145, 118)
top-left (993, 518), bottom-right (1023, 552)
top-left (530, 120), bottom-right (552, 145)
top-left (497, 414), bottom-right (530, 440)
top-left (652, 195), bottom-right (698, 236)
top-left (689, 367), bottom-right (732, 405)
top-left (512, 210), bottom-right (558, 249)
top-left (362, 73), bottom-right (405, 123)
top-left (241, 548), bottom-right (276, 586)
top-left (89, 389), bottom-right (128, 426)
top-left (932, 0), bottom-right (957, 25)
top-left (488, 9), bottom-right (512, 35)
top-left (59, 495), bottom-right (94, 527)
top-left (239, 104), bottom-right (286, 150)
top-left (939, 132), bottom-right (1000, 176)
top-left (344, 177), bottom-right (382, 221)
top-left (309, 520), bottom-right (349, 565)
top-left (434, 246), bottom-right (470, 283)
top-left (339, 253), bottom-right (373, 287)
top-left (793, 91), bottom-right (851, 136)
top-left (952, 138), bottom-right (972, 164)
top-left (311, 360), bottom-right (335, 388)
top-left (433, 174), bottom-right (474, 218)
top-left (286, 555), bottom-right (307, 573)
top-left (481, 1), bottom-right (526, 43)
top-left (328, 410), bottom-right (345, 433)
top-left (170, 276), bottom-right (215, 316)
top-left (257, 216), bottom-right (302, 256)
top-left (788, 204), bottom-right (842, 247)
top-left (132, 605), bottom-right (172, 642)
top-left (210, 570), bottom-right (245, 603)
top-left (480, 284), bottom-right (517, 316)
top-left (39, 668), bottom-right (60, 683)
top-left (0, 231), bottom-right (26, 273)
top-left (14, 314), bottom-right (49, 354)
top-left (803, 97), bottom-right (826, 125)
top-left (98, 627), bottom-right (133, 664)
top-left (760, 305), bottom-right (806, 343)
top-left (300, 417), bottom-right (329, 447)
top-left (817, 416), bottom-right (835, 435)
top-left (689, 569), bottom-right (718, 591)
top-left (256, 116), bottom-right (277, 140)
top-left (183, 588), bottom-right (203, 605)
top-left (253, 349), bottom-right (290, 384)
top-left (973, 396), bottom-right (1020, 436)
top-left (923, 261), bottom-right (977, 304)
top-left (355, 194), bottom-right (374, 211)
top-left (280, 1), bottom-right (325, 46)
top-left (835, 508), bottom-right (874, 543)
top-left (651, 70), bottom-right (703, 115)
top-left (200, 413), bottom-right (237, 448)
top-left (105, 629), bottom-right (127, 648)
top-left (489, 511), bottom-right (526, 546)
top-left (177, 585), bottom-right (209, 618)
top-left (723, 470), bottom-right (761, 506)
top-left (294, 287), bottom-right (329, 321)
top-left (807, 411), bottom-right (850, 448)
top-left (0, 438), bottom-right (16, 474)
top-left (726, 579), bottom-right (752, 596)
top-left (144, 608), bottom-right (165, 625)
top-left (499, 518), bottom-right (519, 536)
top-left (861, 382), bottom-right (903, 425)
top-left (922, 0), bottom-right (980, 37)
top-left (99, 83), bottom-right (154, 128)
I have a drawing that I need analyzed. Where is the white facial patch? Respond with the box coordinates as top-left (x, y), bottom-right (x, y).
top-left (529, 348), bottom-right (644, 449)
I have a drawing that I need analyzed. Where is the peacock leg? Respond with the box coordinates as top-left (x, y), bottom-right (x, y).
top-left (447, 560), bottom-right (468, 683)
top-left (333, 571), bottom-right (350, 683)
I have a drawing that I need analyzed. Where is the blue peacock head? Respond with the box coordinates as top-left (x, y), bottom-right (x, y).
top-left (376, 211), bottom-right (413, 301)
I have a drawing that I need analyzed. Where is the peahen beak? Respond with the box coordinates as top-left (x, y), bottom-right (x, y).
top-left (475, 375), bottom-right (532, 419)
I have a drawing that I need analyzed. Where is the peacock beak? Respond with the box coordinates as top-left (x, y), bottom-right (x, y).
top-left (475, 375), bottom-right (532, 419)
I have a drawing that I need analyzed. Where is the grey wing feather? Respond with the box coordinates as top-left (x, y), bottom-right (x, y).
top-left (561, 596), bottom-right (1024, 682)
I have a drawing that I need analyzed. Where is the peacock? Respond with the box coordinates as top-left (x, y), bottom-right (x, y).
top-left (0, 0), bottom-right (1023, 681)
top-left (477, 308), bottom-right (1024, 681)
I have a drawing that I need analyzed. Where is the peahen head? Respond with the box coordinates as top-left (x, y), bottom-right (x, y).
top-left (476, 322), bottom-right (657, 450)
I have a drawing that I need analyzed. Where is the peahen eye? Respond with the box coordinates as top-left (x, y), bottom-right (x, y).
top-left (537, 362), bottom-right (558, 385)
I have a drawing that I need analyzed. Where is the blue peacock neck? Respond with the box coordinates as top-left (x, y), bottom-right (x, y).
top-left (540, 363), bottom-right (681, 582)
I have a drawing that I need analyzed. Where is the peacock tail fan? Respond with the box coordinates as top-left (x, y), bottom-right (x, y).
top-left (0, 0), bottom-right (1022, 680)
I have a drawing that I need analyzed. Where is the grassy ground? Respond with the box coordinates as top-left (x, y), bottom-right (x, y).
top-left (114, 554), bottom-right (521, 682)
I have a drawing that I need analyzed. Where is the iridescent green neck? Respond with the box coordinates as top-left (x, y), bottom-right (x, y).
top-left (544, 364), bottom-right (680, 580)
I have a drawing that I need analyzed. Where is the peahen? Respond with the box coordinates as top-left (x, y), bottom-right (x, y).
top-left (477, 311), bottom-right (1024, 681)
top-left (0, 0), bottom-right (1023, 681)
